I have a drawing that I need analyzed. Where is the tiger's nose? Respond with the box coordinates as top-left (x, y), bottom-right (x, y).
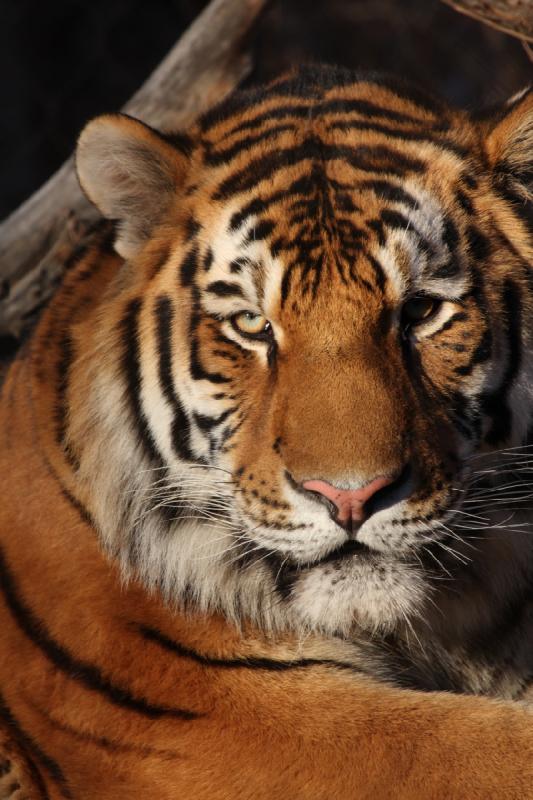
top-left (302, 475), bottom-right (396, 527)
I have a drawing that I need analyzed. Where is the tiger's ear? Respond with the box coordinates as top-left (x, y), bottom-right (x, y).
top-left (76, 114), bottom-right (186, 259)
top-left (483, 88), bottom-right (533, 200)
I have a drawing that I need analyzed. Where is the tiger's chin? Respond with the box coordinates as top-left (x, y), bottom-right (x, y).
top-left (228, 522), bottom-right (429, 636)
top-left (274, 548), bottom-right (427, 636)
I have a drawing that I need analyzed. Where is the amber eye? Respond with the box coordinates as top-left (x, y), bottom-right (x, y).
top-left (402, 296), bottom-right (441, 327)
top-left (231, 311), bottom-right (272, 339)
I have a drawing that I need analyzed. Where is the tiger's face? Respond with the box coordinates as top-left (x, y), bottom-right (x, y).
top-left (75, 67), bottom-right (533, 635)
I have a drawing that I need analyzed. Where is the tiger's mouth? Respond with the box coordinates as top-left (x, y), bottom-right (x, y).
top-left (308, 538), bottom-right (372, 565)
top-left (272, 538), bottom-right (373, 573)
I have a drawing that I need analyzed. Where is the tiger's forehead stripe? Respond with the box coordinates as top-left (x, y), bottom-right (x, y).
top-left (188, 181), bottom-right (468, 317)
top-left (176, 83), bottom-right (477, 316)
top-left (211, 139), bottom-right (428, 201)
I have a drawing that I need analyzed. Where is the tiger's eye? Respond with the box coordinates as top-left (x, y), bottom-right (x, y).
top-left (402, 296), bottom-right (441, 325)
top-left (231, 311), bottom-right (271, 338)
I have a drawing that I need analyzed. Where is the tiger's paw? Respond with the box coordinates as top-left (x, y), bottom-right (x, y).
top-left (0, 739), bottom-right (43, 800)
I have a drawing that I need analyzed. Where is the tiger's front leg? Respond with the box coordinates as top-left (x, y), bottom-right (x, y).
top-left (160, 662), bottom-right (533, 800)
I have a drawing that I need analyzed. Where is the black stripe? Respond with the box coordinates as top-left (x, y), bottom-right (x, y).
top-left (433, 215), bottom-right (462, 281)
top-left (188, 290), bottom-right (232, 384)
top-left (120, 298), bottom-right (162, 465)
top-left (501, 161), bottom-right (533, 197)
top-left (212, 331), bottom-right (250, 357)
top-left (365, 254), bottom-right (386, 293)
top-left (289, 211), bottom-right (309, 226)
top-left (357, 179), bottom-right (419, 210)
top-left (442, 216), bottom-right (459, 256)
top-left (29, 370), bottom-right (97, 531)
top-left (28, 700), bottom-right (180, 759)
top-left (447, 391), bottom-right (476, 440)
top-left (184, 216), bottom-right (201, 242)
top-left (493, 176), bottom-right (533, 240)
top-left (154, 296), bottom-right (194, 461)
top-left (466, 225), bottom-right (491, 263)
top-left (136, 624), bottom-right (361, 674)
top-left (432, 258), bottom-right (462, 280)
top-left (319, 96), bottom-right (432, 125)
top-left (193, 408), bottom-right (234, 432)
top-left (214, 139), bottom-right (425, 201)
top-left (58, 485), bottom-right (94, 528)
top-left (448, 265), bottom-right (492, 374)
top-left (455, 188), bottom-right (474, 214)
top-left (229, 258), bottom-right (246, 273)
top-left (54, 334), bottom-right (79, 471)
top-left (270, 66), bottom-right (446, 116)
top-left (190, 337), bottom-right (231, 384)
top-left (246, 219), bottom-right (275, 242)
top-left (379, 209), bottom-right (434, 259)
top-left (228, 175), bottom-right (315, 231)
top-left (204, 123), bottom-right (296, 166)
top-left (205, 281), bottom-right (244, 298)
top-left (270, 237), bottom-right (289, 258)
top-left (327, 119), bottom-right (467, 157)
top-left (180, 247), bottom-right (199, 288)
top-left (363, 73), bottom-right (446, 115)
top-left (0, 692), bottom-right (60, 799)
top-left (0, 544), bottom-right (199, 720)
top-left (379, 209), bottom-right (411, 232)
top-left (455, 326), bottom-right (492, 377)
top-left (64, 241), bottom-right (90, 273)
top-left (482, 279), bottom-right (522, 444)
top-left (366, 218), bottom-right (385, 246)
top-left (218, 417), bottom-right (245, 448)
top-left (213, 103), bottom-right (313, 139)
top-left (202, 247), bottom-right (214, 272)
top-left (162, 131), bottom-right (194, 157)
top-left (333, 193), bottom-right (360, 213)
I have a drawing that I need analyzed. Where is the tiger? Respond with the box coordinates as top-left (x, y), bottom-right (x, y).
top-left (2, 62), bottom-right (533, 799)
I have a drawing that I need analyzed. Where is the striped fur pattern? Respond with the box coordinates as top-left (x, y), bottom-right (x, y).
top-left (70, 66), bottom-right (533, 643)
top-left (2, 64), bottom-right (533, 798)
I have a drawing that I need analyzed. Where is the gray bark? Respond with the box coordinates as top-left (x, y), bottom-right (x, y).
top-left (441, 0), bottom-right (533, 43)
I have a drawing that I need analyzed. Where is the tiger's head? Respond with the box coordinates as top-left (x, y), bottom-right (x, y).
top-left (72, 65), bottom-right (533, 636)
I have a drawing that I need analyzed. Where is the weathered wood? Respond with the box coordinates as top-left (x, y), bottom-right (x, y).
top-left (441, 0), bottom-right (533, 43)
top-left (0, 0), bottom-right (267, 339)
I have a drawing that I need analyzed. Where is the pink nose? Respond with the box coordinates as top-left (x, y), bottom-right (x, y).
top-left (302, 476), bottom-right (395, 524)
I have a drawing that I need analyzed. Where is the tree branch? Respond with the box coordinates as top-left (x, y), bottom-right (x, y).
top-left (0, 0), bottom-right (267, 339)
top-left (441, 0), bottom-right (533, 43)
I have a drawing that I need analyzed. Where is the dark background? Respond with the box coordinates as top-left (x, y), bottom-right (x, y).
top-left (0, 0), bottom-right (531, 221)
